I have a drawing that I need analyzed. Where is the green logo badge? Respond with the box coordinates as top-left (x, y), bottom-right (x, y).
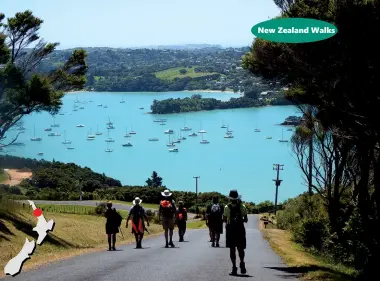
top-left (251, 18), bottom-right (337, 43)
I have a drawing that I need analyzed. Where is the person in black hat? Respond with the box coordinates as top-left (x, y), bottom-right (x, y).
top-left (223, 190), bottom-right (248, 275)
top-left (105, 201), bottom-right (122, 251)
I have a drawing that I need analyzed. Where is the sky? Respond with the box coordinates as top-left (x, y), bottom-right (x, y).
top-left (1, 0), bottom-right (280, 49)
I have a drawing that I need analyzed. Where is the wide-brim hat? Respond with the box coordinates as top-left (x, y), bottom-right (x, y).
top-left (132, 197), bottom-right (142, 205)
top-left (227, 190), bottom-right (242, 200)
top-left (161, 189), bottom-right (172, 197)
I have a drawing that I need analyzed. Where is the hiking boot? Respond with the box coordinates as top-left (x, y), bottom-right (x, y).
top-left (216, 242), bottom-right (220, 247)
top-left (112, 247), bottom-right (116, 251)
top-left (169, 241), bottom-right (175, 247)
top-left (240, 262), bottom-right (246, 274)
top-left (230, 266), bottom-right (238, 275)
top-left (108, 246), bottom-right (112, 251)
top-left (211, 242), bottom-right (215, 247)
top-left (165, 242), bottom-right (169, 248)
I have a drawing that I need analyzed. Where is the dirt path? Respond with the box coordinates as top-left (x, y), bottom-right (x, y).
top-left (0, 168), bottom-right (32, 186)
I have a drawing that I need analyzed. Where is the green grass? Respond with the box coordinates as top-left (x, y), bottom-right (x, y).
top-left (94, 76), bottom-right (103, 81)
top-left (0, 169), bottom-right (7, 182)
top-left (0, 198), bottom-right (162, 278)
top-left (187, 220), bottom-right (207, 229)
top-left (35, 204), bottom-right (129, 217)
top-left (154, 66), bottom-right (217, 80)
top-left (96, 200), bottom-right (158, 210)
top-left (258, 215), bottom-right (358, 281)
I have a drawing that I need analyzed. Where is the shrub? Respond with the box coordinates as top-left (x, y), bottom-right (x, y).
top-left (293, 217), bottom-right (328, 250)
top-left (95, 202), bottom-right (106, 215)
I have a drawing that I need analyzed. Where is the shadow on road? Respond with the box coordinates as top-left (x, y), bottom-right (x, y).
top-left (229, 274), bottom-right (253, 278)
top-left (264, 265), bottom-right (355, 280)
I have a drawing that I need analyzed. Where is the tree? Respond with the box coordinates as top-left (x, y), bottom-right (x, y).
top-left (179, 69), bottom-right (187, 75)
top-left (242, 0), bottom-right (380, 277)
top-left (145, 171), bottom-right (163, 187)
top-left (0, 10), bottom-right (87, 147)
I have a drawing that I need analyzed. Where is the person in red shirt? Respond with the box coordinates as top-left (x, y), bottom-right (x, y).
top-left (175, 201), bottom-right (188, 242)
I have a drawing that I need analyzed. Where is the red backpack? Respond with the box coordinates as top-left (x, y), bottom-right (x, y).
top-left (160, 200), bottom-right (174, 218)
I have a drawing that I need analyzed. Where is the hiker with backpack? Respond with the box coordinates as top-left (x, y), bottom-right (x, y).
top-left (175, 201), bottom-right (187, 242)
top-left (105, 201), bottom-right (123, 251)
top-left (223, 190), bottom-right (248, 276)
top-left (206, 196), bottom-right (224, 247)
top-left (158, 189), bottom-right (176, 248)
top-left (126, 197), bottom-right (150, 249)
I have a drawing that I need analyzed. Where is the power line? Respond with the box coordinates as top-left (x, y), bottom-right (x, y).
top-left (272, 164), bottom-right (284, 215)
top-left (193, 176), bottom-right (200, 214)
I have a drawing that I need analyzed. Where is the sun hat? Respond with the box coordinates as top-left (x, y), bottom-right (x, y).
top-left (227, 190), bottom-right (242, 200)
top-left (161, 189), bottom-right (172, 197)
top-left (132, 197), bottom-right (142, 205)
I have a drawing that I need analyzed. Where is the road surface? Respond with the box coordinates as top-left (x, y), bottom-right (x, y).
top-left (5, 215), bottom-right (299, 281)
top-left (21, 200), bottom-right (197, 219)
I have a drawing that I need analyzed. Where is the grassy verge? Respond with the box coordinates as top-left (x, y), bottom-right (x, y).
top-left (258, 215), bottom-right (357, 281)
top-left (107, 200), bottom-right (158, 210)
top-left (187, 220), bottom-right (207, 229)
top-left (36, 204), bottom-right (129, 217)
top-left (0, 169), bottom-right (8, 183)
top-left (154, 66), bottom-right (217, 80)
top-left (0, 207), bottom-right (161, 278)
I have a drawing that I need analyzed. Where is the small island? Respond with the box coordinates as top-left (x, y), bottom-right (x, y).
top-left (150, 90), bottom-right (293, 114)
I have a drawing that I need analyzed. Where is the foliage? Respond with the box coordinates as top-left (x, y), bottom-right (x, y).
top-left (145, 171), bottom-right (163, 187)
top-left (244, 0), bottom-right (380, 277)
top-left (150, 95), bottom-right (265, 114)
top-left (0, 10), bottom-right (87, 147)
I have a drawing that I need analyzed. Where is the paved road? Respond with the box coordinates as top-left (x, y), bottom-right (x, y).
top-left (20, 200), bottom-right (198, 219)
top-left (5, 215), bottom-right (299, 281)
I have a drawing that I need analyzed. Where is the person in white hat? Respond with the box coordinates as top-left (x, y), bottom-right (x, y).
top-left (158, 189), bottom-right (176, 248)
top-left (126, 197), bottom-right (150, 249)
top-left (223, 190), bottom-right (248, 276)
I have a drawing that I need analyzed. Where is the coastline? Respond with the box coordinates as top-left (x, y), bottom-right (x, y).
top-left (65, 89), bottom-right (242, 95)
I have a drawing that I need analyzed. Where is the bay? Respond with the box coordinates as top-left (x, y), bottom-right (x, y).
top-left (2, 91), bottom-right (304, 203)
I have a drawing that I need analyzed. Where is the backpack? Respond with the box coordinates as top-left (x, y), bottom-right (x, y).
top-left (228, 203), bottom-right (243, 225)
top-left (160, 200), bottom-right (174, 218)
top-left (209, 203), bottom-right (221, 219)
top-left (177, 208), bottom-right (187, 220)
top-left (114, 210), bottom-right (123, 227)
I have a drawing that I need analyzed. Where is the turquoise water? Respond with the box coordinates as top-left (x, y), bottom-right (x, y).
top-left (3, 91), bottom-right (304, 203)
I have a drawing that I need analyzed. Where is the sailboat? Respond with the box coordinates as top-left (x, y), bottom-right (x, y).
top-left (200, 133), bottom-right (209, 144)
top-left (124, 128), bottom-right (131, 137)
top-left (51, 117), bottom-right (60, 128)
top-left (106, 117), bottom-right (113, 126)
top-left (227, 125), bottom-right (233, 134)
top-left (221, 120), bottom-right (227, 129)
top-left (105, 142), bottom-right (113, 152)
top-left (181, 117), bottom-right (191, 131)
top-left (254, 124), bottom-right (260, 132)
top-left (87, 127), bottom-right (96, 140)
top-left (167, 134), bottom-right (175, 147)
top-left (105, 128), bottom-right (115, 142)
top-left (30, 125), bottom-right (42, 141)
top-left (168, 148), bottom-right (179, 152)
top-left (198, 121), bottom-right (206, 134)
top-left (188, 131), bottom-right (198, 137)
top-left (278, 129), bottom-right (288, 142)
top-left (62, 130), bottom-right (71, 144)
top-left (266, 136), bottom-right (272, 139)
top-left (95, 125), bottom-right (102, 135)
top-left (148, 137), bottom-right (159, 141)
top-left (129, 126), bottom-right (136, 134)
top-left (74, 96), bottom-right (79, 103)
top-left (120, 95), bottom-right (126, 103)
top-left (172, 135), bottom-right (180, 143)
top-left (122, 142), bottom-right (133, 147)
top-left (178, 130), bottom-right (186, 141)
top-left (224, 125), bottom-right (234, 138)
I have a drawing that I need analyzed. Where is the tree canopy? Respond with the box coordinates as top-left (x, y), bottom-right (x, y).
top-left (243, 0), bottom-right (380, 278)
top-left (0, 10), bottom-right (87, 147)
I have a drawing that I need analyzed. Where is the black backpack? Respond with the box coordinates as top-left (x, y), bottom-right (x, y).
top-left (209, 203), bottom-right (221, 219)
top-left (114, 209), bottom-right (123, 227)
top-left (228, 203), bottom-right (243, 225)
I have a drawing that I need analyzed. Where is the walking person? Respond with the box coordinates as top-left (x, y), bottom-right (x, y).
top-left (223, 190), bottom-right (248, 275)
top-left (176, 201), bottom-right (187, 242)
top-left (158, 189), bottom-right (176, 248)
top-left (206, 196), bottom-right (224, 247)
top-left (126, 197), bottom-right (150, 248)
top-left (105, 201), bottom-right (123, 251)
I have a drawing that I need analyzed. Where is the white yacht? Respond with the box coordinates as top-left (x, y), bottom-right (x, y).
top-left (168, 148), bottom-right (179, 152)
top-left (266, 136), bottom-right (272, 139)
top-left (124, 128), bottom-right (131, 137)
top-left (221, 120), bottom-right (227, 128)
top-left (148, 138), bottom-right (159, 141)
top-left (37, 152), bottom-right (43, 156)
top-left (30, 125), bottom-right (42, 141)
top-left (51, 118), bottom-right (60, 128)
top-left (105, 129), bottom-right (115, 142)
top-left (95, 125), bottom-right (102, 135)
top-left (278, 129), bottom-right (288, 142)
top-left (44, 128), bottom-right (52, 132)
top-left (76, 124), bottom-right (85, 128)
top-left (200, 134), bottom-right (209, 144)
top-left (87, 128), bottom-right (96, 140)
top-left (188, 132), bottom-right (198, 137)
top-left (48, 132), bottom-right (61, 137)
top-left (164, 129), bottom-right (174, 134)
top-left (181, 117), bottom-right (192, 131)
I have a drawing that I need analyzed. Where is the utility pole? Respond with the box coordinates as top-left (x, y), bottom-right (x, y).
top-left (193, 176), bottom-right (200, 214)
top-left (273, 164), bottom-right (284, 215)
